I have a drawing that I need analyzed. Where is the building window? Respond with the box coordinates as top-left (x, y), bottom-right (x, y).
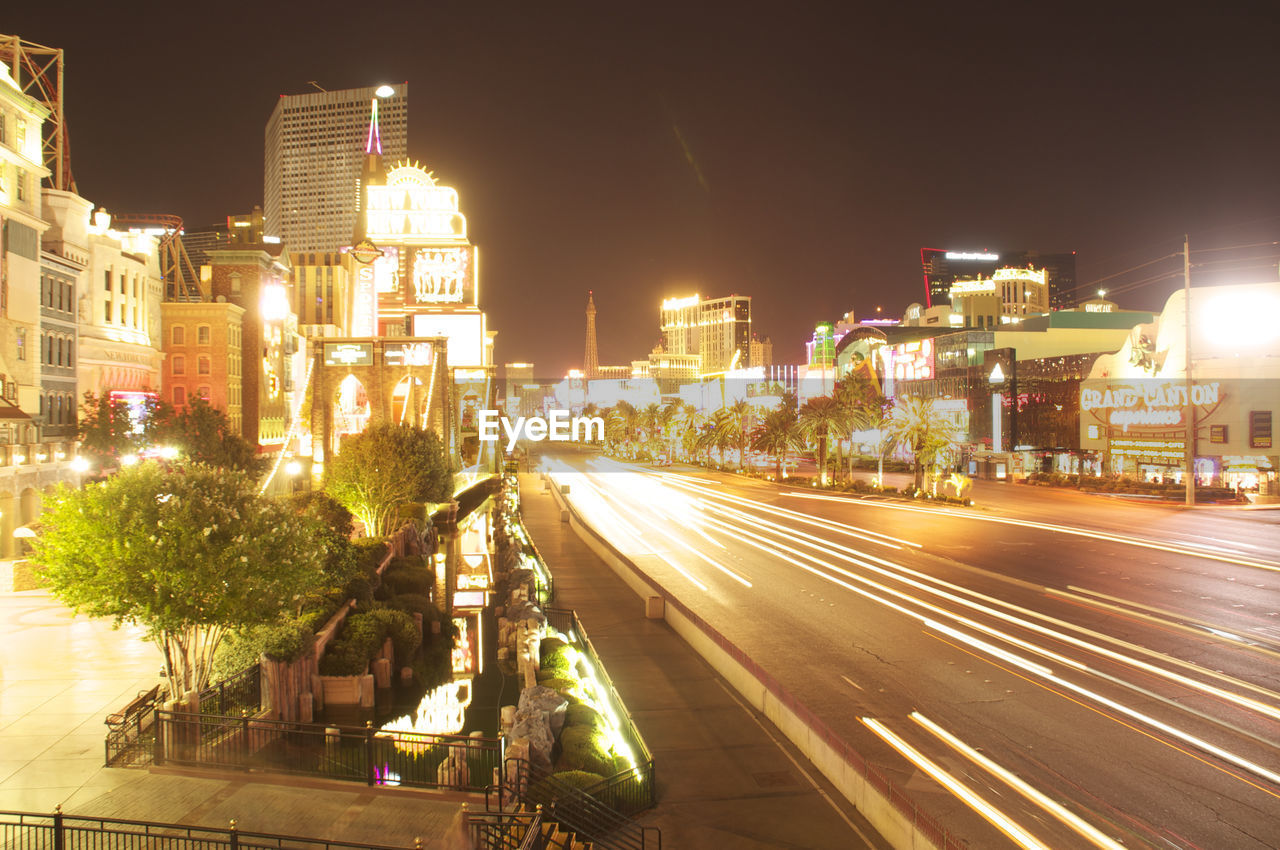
top-left (172, 355), bottom-right (185, 375)
top-left (230, 273), bottom-right (242, 294)
top-left (66, 340), bottom-right (73, 363)
top-left (172, 325), bottom-right (185, 345)
top-left (105, 271), bottom-right (112, 292)
top-left (119, 304), bottom-right (126, 324)
top-left (173, 386), bottom-right (186, 405)
top-left (16, 329), bottom-right (25, 361)
top-left (197, 356), bottom-right (210, 375)
top-left (197, 325), bottom-right (210, 345)
top-left (197, 385), bottom-right (211, 400)
top-left (15, 168), bottom-right (25, 202)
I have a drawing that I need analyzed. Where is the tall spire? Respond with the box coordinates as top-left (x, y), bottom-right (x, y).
top-left (584, 291), bottom-right (599, 380)
top-left (365, 97), bottom-right (382, 155)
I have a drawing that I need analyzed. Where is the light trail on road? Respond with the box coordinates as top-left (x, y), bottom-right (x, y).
top-left (544, 460), bottom-right (1280, 847)
top-left (782, 490), bottom-right (1280, 572)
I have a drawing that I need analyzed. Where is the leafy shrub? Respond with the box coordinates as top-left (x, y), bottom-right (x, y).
top-left (540, 644), bottom-right (575, 673)
top-left (379, 559), bottom-right (433, 597)
top-left (214, 617), bottom-right (316, 678)
top-left (556, 725), bottom-right (615, 776)
top-left (352, 537), bottom-right (390, 572)
top-left (564, 703), bottom-right (605, 731)
top-left (366, 607), bottom-right (421, 659)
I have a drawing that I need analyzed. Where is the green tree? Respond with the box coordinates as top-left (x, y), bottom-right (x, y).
top-left (886, 395), bottom-right (960, 493)
top-left (77, 391), bottom-right (143, 468)
top-left (149, 397), bottom-right (265, 475)
top-left (713, 400), bottom-right (753, 470)
top-left (31, 462), bottom-right (327, 695)
top-left (798, 396), bottom-right (844, 485)
top-left (751, 405), bottom-right (803, 480)
top-left (325, 423), bottom-right (453, 537)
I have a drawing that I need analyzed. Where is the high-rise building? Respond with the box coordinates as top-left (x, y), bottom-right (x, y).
top-left (264, 84), bottom-right (408, 254)
top-left (659, 293), bottom-right (751, 376)
top-left (921, 248), bottom-right (1076, 309)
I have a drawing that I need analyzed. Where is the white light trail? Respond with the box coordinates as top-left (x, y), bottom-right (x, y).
top-left (781, 491), bottom-right (1280, 572)
top-left (910, 712), bottom-right (1127, 850)
top-left (860, 717), bottom-right (1051, 850)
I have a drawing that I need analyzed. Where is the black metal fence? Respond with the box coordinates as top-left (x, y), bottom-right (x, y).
top-left (507, 762), bottom-right (660, 850)
top-left (154, 711), bottom-right (504, 793)
top-left (198, 664), bottom-right (262, 717)
top-left (0, 809), bottom-right (415, 850)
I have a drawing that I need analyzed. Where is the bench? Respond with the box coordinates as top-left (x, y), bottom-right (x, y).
top-left (105, 684), bottom-right (162, 732)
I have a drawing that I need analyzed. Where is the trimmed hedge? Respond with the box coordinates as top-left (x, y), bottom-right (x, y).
top-left (556, 725), bottom-right (615, 776)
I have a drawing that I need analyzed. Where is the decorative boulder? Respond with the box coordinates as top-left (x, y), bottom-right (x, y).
top-left (518, 685), bottom-right (569, 736)
top-left (510, 706), bottom-right (555, 773)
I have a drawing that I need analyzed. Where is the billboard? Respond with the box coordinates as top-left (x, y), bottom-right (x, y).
top-left (412, 312), bottom-right (485, 367)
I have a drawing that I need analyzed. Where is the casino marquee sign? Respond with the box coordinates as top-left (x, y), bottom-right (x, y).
top-left (1080, 380), bottom-right (1223, 435)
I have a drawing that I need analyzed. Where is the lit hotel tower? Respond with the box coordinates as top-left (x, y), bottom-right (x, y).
top-left (584, 291), bottom-right (599, 380)
top-left (265, 83), bottom-right (407, 253)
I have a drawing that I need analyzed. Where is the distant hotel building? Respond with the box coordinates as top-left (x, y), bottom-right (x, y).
top-left (660, 293), bottom-right (751, 376)
top-left (921, 248), bottom-right (1077, 310)
top-left (264, 84), bottom-right (408, 253)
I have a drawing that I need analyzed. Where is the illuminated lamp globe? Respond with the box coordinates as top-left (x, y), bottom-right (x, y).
top-left (70, 457), bottom-right (90, 473)
top-left (285, 460), bottom-right (302, 476)
top-left (375, 85), bottom-right (395, 98)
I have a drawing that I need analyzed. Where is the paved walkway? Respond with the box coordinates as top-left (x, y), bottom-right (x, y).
top-left (518, 473), bottom-right (888, 849)
top-left (0, 590), bottom-right (465, 848)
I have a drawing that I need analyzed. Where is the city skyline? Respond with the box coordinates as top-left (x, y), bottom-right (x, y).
top-left (6, 5), bottom-right (1280, 374)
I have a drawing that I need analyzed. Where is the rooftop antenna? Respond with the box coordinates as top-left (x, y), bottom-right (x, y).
top-left (307, 80), bottom-right (327, 92)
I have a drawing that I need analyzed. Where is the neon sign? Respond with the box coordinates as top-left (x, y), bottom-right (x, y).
top-left (365, 164), bottom-right (467, 240)
top-left (945, 251), bottom-right (999, 261)
top-left (411, 247), bottom-right (470, 303)
top-left (1081, 382), bottom-right (1221, 432)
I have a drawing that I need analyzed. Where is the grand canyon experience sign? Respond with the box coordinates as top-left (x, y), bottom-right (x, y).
top-left (1080, 382), bottom-right (1221, 431)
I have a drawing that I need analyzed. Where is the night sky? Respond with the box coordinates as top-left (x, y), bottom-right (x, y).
top-left (8, 3), bottom-right (1280, 375)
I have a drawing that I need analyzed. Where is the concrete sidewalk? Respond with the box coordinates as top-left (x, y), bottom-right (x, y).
top-left (517, 474), bottom-right (887, 849)
top-left (0, 590), bottom-right (465, 848)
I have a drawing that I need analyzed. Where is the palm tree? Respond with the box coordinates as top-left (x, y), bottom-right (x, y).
top-left (639, 402), bottom-right (663, 458)
top-left (886, 395), bottom-right (959, 493)
top-left (798, 396), bottom-right (845, 485)
top-left (751, 406), bottom-right (803, 480)
top-left (712, 400), bottom-right (753, 470)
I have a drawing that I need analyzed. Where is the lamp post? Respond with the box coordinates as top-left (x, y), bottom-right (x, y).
top-left (1184, 235), bottom-right (1196, 507)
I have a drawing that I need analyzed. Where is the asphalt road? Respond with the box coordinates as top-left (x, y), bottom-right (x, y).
top-left (540, 452), bottom-right (1280, 850)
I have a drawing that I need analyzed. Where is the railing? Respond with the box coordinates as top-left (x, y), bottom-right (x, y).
top-left (199, 664), bottom-right (262, 716)
top-left (105, 700), bottom-right (161, 767)
top-left (154, 711), bottom-right (504, 792)
top-left (462, 807), bottom-right (543, 850)
top-left (0, 808), bottom-right (416, 850)
top-left (506, 760), bottom-right (660, 850)
top-left (545, 607), bottom-right (655, 813)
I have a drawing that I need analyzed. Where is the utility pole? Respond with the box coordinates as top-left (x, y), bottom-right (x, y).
top-left (1184, 235), bottom-right (1195, 507)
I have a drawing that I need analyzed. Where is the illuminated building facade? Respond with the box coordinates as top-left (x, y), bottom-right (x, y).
top-left (207, 246), bottom-right (298, 452)
top-left (749, 334), bottom-right (773, 369)
top-left (290, 250), bottom-right (352, 337)
top-left (160, 301), bottom-right (244, 432)
top-left (660, 293), bottom-right (751, 376)
top-left (1081, 283), bottom-right (1280, 495)
top-left (1, 63), bottom-right (49, 429)
top-left (949, 267), bottom-right (1051, 329)
top-left (311, 99), bottom-right (494, 468)
top-left (264, 84), bottom-right (408, 253)
top-left (921, 248), bottom-right (1076, 309)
